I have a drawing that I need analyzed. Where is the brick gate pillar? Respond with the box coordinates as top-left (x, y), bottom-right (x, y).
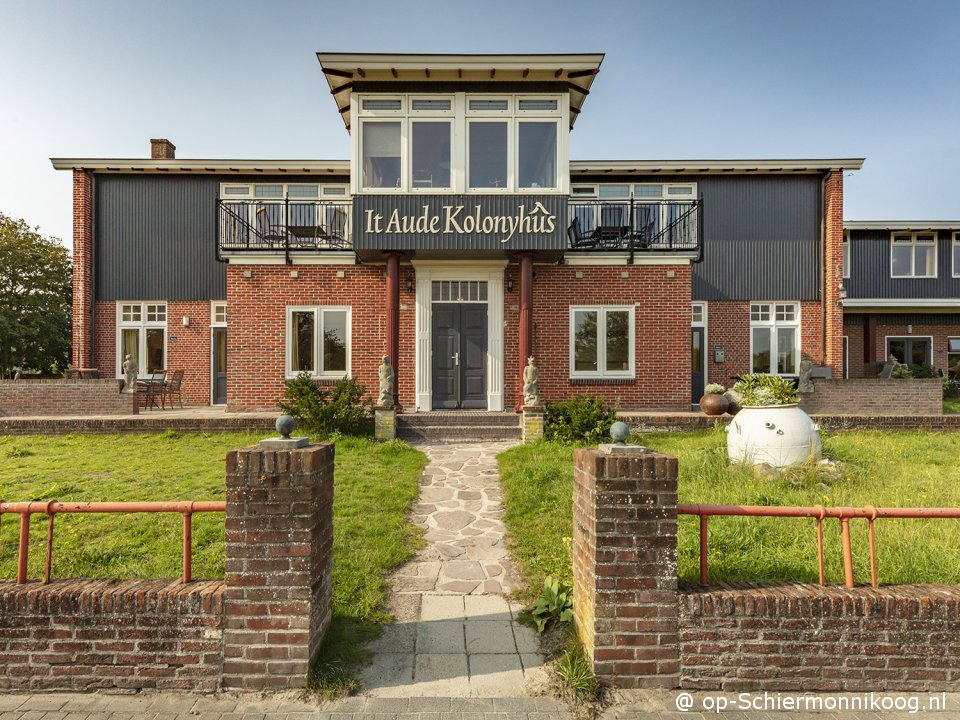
top-left (222, 442), bottom-right (334, 689)
top-left (572, 445), bottom-right (680, 688)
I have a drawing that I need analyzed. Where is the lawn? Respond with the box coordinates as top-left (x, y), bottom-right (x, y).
top-left (0, 431), bottom-right (427, 695)
top-left (944, 397), bottom-right (960, 414)
top-left (499, 428), bottom-right (960, 597)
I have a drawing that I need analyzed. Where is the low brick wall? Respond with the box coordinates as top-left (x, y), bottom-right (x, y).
top-left (0, 579), bottom-right (223, 692)
top-left (680, 583), bottom-right (960, 692)
top-left (620, 411), bottom-right (960, 434)
top-left (800, 378), bottom-right (942, 415)
top-left (0, 379), bottom-right (136, 417)
top-left (0, 415), bottom-right (274, 436)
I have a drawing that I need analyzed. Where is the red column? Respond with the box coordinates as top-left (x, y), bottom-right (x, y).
top-left (516, 252), bottom-right (534, 411)
top-left (865, 313), bottom-right (877, 366)
top-left (385, 252), bottom-right (401, 410)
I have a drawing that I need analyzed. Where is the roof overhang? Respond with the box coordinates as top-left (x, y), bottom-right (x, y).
top-left (845, 221), bottom-right (959, 231)
top-left (843, 298), bottom-right (960, 309)
top-left (317, 52), bottom-right (604, 131)
top-left (570, 159), bottom-right (865, 175)
top-left (49, 158), bottom-right (351, 174)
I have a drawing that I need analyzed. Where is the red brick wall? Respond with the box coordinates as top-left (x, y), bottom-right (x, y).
top-left (706, 300), bottom-right (823, 387)
top-left (845, 314), bottom-right (960, 379)
top-left (0, 379), bottom-right (136, 416)
top-left (680, 583), bottom-right (960, 692)
top-left (799, 378), bottom-right (942, 415)
top-left (528, 264), bottom-right (691, 411)
top-left (0, 579), bottom-right (223, 692)
top-left (823, 170), bottom-right (844, 376)
top-left (72, 171), bottom-right (93, 368)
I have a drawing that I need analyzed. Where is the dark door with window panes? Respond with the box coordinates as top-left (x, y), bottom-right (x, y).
top-left (431, 281), bottom-right (488, 410)
top-left (691, 327), bottom-right (705, 402)
top-left (212, 328), bottom-right (227, 405)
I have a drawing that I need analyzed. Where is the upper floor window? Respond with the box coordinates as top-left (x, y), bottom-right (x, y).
top-left (891, 232), bottom-right (936, 278)
top-left (843, 230), bottom-right (850, 279)
top-left (953, 233), bottom-right (960, 278)
top-left (219, 183), bottom-right (349, 200)
top-left (354, 93), bottom-right (566, 194)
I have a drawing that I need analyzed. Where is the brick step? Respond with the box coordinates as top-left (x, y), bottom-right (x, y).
top-left (397, 412), bottom-right (520, 428)
top-left (397, 425), bottom-right (523, 442)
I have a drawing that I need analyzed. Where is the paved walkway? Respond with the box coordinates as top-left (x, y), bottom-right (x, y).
top-left (360, 442), bottom-right (548, 698)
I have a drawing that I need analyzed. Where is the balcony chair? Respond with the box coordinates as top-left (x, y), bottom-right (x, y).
top-left (255, 206), bottom-right (290, 246)
top-left (567, 216), bottom-right (599, 249)
top-left (318, 208), bottom-right (348, 248)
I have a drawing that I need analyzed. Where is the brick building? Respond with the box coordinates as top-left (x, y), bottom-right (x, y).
top-left (52, 52), bottom-right (863, 412)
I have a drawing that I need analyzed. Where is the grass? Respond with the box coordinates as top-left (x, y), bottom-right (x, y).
top-left (499, 428), bottom-right (960, 596)
top-left (0, 431), bottom-right (427, 697)
top-left (944, 396), bottom-right (960, 414)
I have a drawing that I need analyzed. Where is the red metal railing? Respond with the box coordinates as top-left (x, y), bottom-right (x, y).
top-left (679, 503), bottom-right (960, 588)
top-left (0, 500), bottom-right (226, 585)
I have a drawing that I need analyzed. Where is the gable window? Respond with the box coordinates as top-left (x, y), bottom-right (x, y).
top-left (750, 302), bottom-right (800, 375)
top-left (570, 306), bottom-right (635, 379)
top-left (468, 122), bottom-right (509, 189)
top-left (953, 233), bottom-right (960, 278)
top-left (891, 232), bottom-right (936, 278)
top-left (843, 231), bottom-right (850, 279)
top-left (518, 122), bottom-right (557, 189)
top-left (286, 306), bottom-right (351, 378)
top-left (117, 302), bottom-right (166, 377)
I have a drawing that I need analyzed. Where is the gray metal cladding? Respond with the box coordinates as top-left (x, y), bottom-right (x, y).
top-left (692, 175), bottom-right (822, 301)
top-left (95, 175), bottom-right (225, 300)
top-left (353, 194), bottom-right (566, 251)
top-left (846, 229), bottom-right (960, 299)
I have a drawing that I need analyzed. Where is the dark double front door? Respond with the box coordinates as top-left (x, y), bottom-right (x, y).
top-left (432, 303), bottom-right (487, 409)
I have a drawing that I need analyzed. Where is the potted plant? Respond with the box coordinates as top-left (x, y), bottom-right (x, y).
top-left (698, 383), bottom-right (729, 416)
top-left (726, 373), bottom-right (821, 468)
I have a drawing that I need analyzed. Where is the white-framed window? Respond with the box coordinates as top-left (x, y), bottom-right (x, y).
top-left (285, 306), bottom-right (351, 378)
top-left (947, 337), bottom-right (960, 378)
top-left (891, 231), bottom-right (936, 278)
top-left (211, 302), bottom-right (227, 327)
top-left (952, 233), bottom-right (960, 278)
top-left (116, 302), bottom-right (167, 377)
top-left (843, 230), bottom-right (850, 279)
top-left (886, 336), bottom-right (933, 367)
top-left (569, 306), bottom-right (635, 379)
top-left (570, 183), bottom-right (698, 244)
top-left (218, 182), bottom-right (349, 199)
top-left (354, 92), bottom-right (566, 194)
top-left (750, 302), bottom-right (800, 375)
top-left (691, 302), bottom-right (706, 327)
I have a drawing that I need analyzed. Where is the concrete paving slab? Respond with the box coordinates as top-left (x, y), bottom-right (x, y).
top-left (512, 625), bottom-right (541, 654)
top-left (417, 621), bottom-right (466, 654)
top-left (369, 622), bottom-right (418, 653)
top-left (467, 654), bottom-right (526, 695)
top-left (360, 652), bottom-right (415, 690)
top-left (420, 594), bottom-right (465, 621)
top-left (465, 620), bottom-right (517, 655)
top-left (463, 595), bottom-right (512, 622)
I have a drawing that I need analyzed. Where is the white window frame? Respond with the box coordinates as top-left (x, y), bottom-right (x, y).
top-left (890, 231), bottom-right (937, 279)
top-left (218, 182), bottom-right (350, 199)
top-left (843, 230), bottom-right (851, 279)
top-left (952, 233), bottom-right (960, 278)
top-left (691, 302), bottom-right (707, 328)
top-left (211, 302), bottom-right (227, 327)
top-left (569, 305), bottom-right (636, 380)
top-left (285, 305), bottom-right (352, 379)
top-left (884, 335), bottom-right (933, 367)
top-left (115, 302), bottom-right (167, 379)
top-left (749, 302), bottom-right (801, 376)
top-left (352, 92), bottom-right (568, 195)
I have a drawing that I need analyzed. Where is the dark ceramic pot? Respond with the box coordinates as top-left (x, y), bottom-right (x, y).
top-left (699, 393), bottom-right (729, 416)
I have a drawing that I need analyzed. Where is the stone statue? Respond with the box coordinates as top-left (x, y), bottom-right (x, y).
top-left (378, 355), bottom-right (395, 408)
top-left (122, 354), bottom-right (138, 393)
top-left (798, 357), bottom-right (814, 394)
top-left (523, 356), bottom-right (540, 406)
top-left (880, 354), bottom-right (898, 380)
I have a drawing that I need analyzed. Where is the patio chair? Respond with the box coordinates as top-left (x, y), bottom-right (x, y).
top-left (162, 369), bottom-right (185, 409)
top-left (567, 216), bottom-right (598, 248)
top-left (320, 208), bottom-right (348, 248)
top-left (255, 206), bottom-right (289, 246)
top-left (136, 370), bottom-right (166, 410)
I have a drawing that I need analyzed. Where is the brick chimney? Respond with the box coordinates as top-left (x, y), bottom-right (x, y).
top-left (150, 138), bottom-right (176, 159)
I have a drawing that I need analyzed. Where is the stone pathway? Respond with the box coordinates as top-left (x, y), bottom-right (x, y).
top-left (360, 442), bottom-right (548, 698)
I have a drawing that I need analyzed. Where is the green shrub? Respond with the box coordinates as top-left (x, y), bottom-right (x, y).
top-left (278, 373), bottom-right (373, 438)
top-left (733, 373), bottom-right (799, 406)
top-left (890, 364), bottom-right (913, 379)
top-left (909, 363), bottom-right (937, 379)
top-left (544, 395), bottom-right (615, 444)
top-left (943, 375), bottom-right (960, 399)
top-left (519, 576), bottom-right (573, 633)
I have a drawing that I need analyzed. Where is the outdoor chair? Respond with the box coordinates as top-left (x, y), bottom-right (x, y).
top-left (567, 216), bottom-right (598, 248)
top-left (255, 206), bottom-right (289, 246)
top-left (162, 369), bottom-right (185, 409)
top-left (319, 208), bottom-right (349, 248)
top-left (136, 370), bottom-right (166, 410)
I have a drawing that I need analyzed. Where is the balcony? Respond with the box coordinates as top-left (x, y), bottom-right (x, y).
top-left (216, 198), bottom-right (353, 262)
top-left (566, 197), bottom-right (702, 257)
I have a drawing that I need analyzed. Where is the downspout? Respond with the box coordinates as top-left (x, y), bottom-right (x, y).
top-left (89, 171), bottom-right (97, 370)
top-left (819, 173), bottom-right (826, 367)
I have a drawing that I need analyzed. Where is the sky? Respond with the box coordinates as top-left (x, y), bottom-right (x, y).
top-left (1, 0), bottom-right (959, 251)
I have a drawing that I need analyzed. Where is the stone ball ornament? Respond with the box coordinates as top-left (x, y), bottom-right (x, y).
top-left (276, 414), bottom-right (297, 439)
top-left (610, 421), bottom-right (630, 444)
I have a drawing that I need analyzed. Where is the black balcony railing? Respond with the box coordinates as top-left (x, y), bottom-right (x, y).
top-left (567, 197), bottom-right (702, 260)
top-left (216, 197), bottom-right (353, 262)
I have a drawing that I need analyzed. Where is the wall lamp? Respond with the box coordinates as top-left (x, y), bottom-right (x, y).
top-left (405, 277), bottom-right (413, 292)
top-left (507, 277), bottom-right (514, 292)
top-left (181, 316), bottom-right (190, 327)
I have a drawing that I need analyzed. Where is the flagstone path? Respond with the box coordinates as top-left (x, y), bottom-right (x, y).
top-left (360, 442), bottom-right (549, 698)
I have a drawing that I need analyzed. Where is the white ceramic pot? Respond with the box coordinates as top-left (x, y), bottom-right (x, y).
top-left (726, 404), bottom-right (821, 468)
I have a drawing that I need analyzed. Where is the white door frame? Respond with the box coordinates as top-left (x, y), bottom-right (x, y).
top-left (412, 259), bottom-right (506, 411)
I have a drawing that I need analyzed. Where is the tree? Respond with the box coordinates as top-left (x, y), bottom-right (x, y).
top-left (0, 214), bottom-right (72, 377)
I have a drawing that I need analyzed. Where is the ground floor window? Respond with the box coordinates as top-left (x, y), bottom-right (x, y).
top-left (750, 302), bottom-right (799, 375)
top-left (569, 306), bottom-right (635, 379)
top-left (887, 336), bottom-right (932, 368)
top-left (948, 338), bottom-right (960, 378)
top-left (286, 306), bottom-right (351, 378)
top-left (116, 302), bottom-right (167, 377)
